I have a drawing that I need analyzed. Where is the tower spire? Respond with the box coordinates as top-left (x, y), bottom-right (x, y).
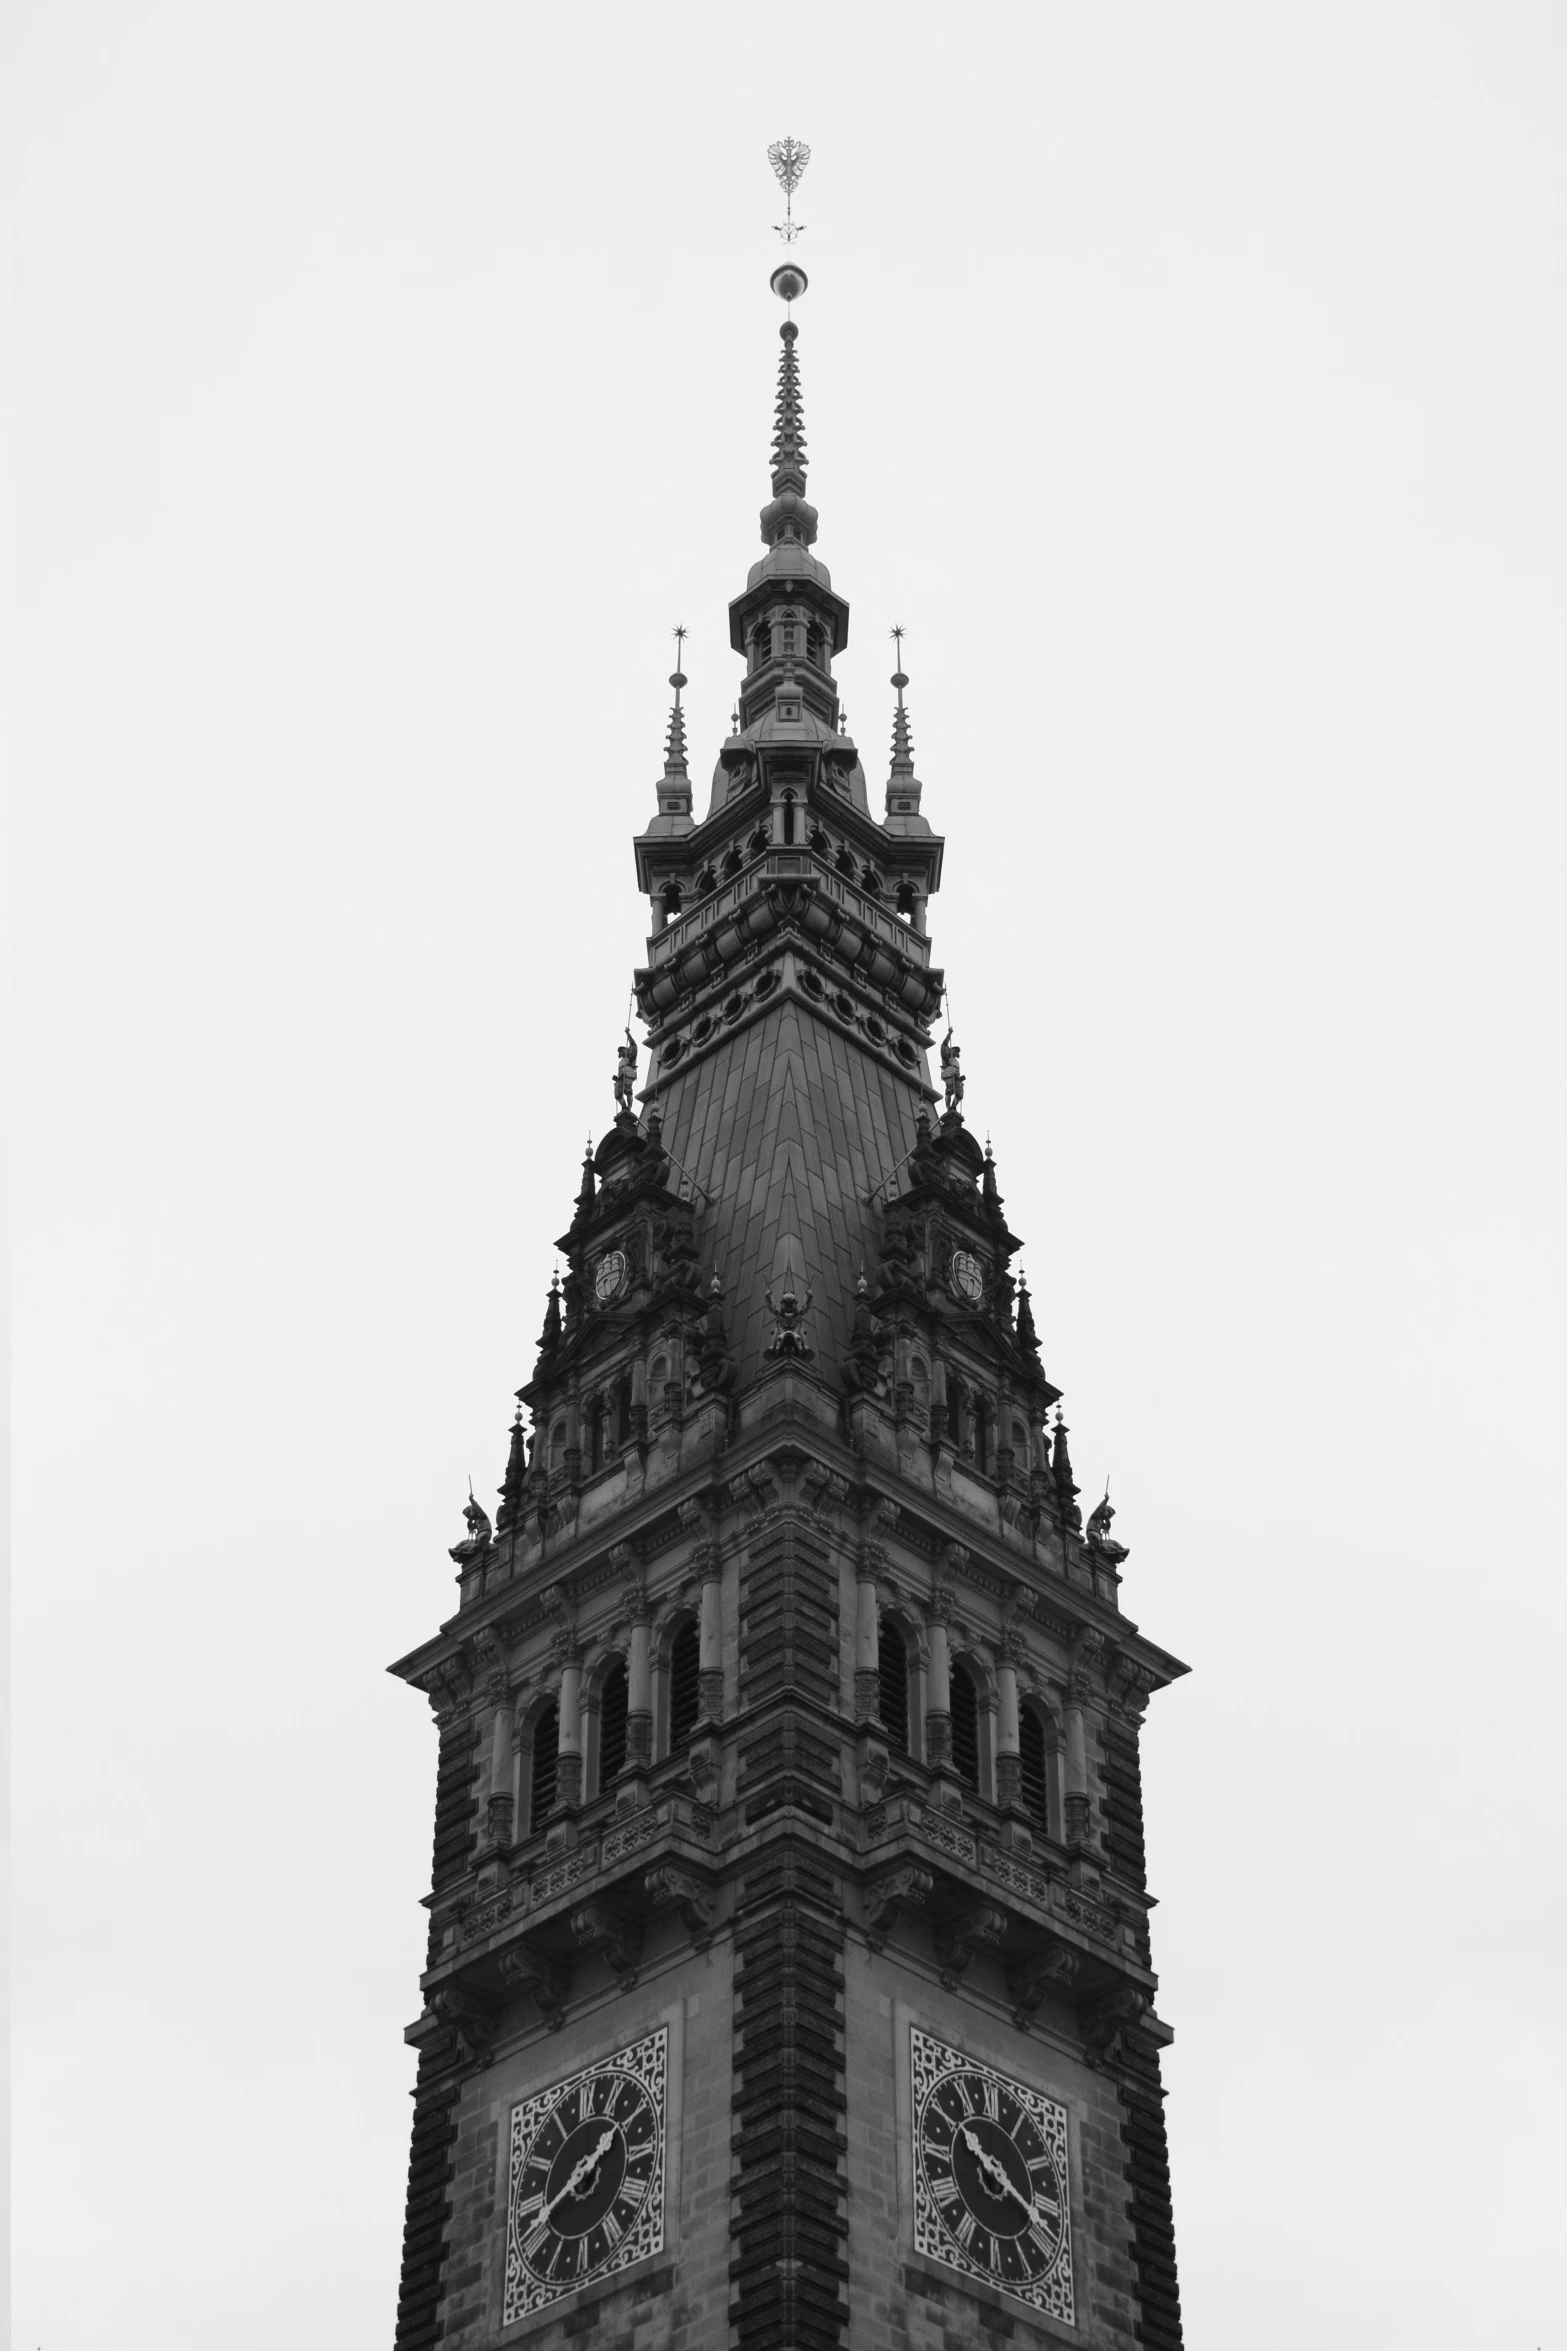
top-left (885, 626), bottom-right (927, 829)
top-left (664, 626), bottom-right (689, 779)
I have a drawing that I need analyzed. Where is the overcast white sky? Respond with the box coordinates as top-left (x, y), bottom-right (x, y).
top-left (11, 4), bottom-right (1567, 2345)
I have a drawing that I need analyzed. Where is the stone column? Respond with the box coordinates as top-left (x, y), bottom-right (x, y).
top-left (698, 1544), bottom-right (724, 1723)
top-left (996, 1636), bottom-right (1022, 1811)
top-left (616, 1548), bottom-right (653, 1770)
top-left (854, 1547), bottom-right (882, 1723)
top-left (925, 1591), bottom-right (953, 1768)
top-left (486, 1679), bottom-right (516, 1846)
top-left (1064, 1629), bottom-right (1103, 1847)
top-left (555, 1636), bottom-right (583, 1810)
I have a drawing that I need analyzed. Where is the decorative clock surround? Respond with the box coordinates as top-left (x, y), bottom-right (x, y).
top-left (503, 2026), bottom-right (668, 2322)
top-left (910, 2025), bottom-right (1075, 2325)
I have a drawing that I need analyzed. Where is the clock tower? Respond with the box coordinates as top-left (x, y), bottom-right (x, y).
top-left (389, 202), bottom-right (1188, 2351)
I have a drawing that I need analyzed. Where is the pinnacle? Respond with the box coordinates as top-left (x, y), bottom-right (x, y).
top-left (770, 321), bottom-right (808, 496)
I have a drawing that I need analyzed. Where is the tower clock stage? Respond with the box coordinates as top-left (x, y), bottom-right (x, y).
top-left (389, 143), bottom-right (1189, 2351)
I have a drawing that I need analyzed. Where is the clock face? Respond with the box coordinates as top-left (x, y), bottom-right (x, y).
top-left (950, 1249), bottom-right (985, 1306)
top-left (910, 2027), bottom-right (1074, 2324)
top-left (503, 2028), bottom-right (667, 2322)
top-left (594, 1249), bottom-right (628, 1304)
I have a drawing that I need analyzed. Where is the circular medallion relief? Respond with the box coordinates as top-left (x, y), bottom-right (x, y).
top-left (950, 1249), bottom-right (985, 1306)
top-left (594, 1250), bottom-right (628, 1305)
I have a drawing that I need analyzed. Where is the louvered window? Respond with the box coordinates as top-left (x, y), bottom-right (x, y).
top-left (668, 1621), bottom-right (701, 1754)
top-left (950, 1662), bottom-right (980, 1792)
top-left (878, 1621), bottom-right (909, 1754)
top-left (1020, 1704), bottom-right (1050, 1833)
top-left (530, 1701), bottom-right (559, 1831)
top-left (598, 1661), bottom-right (628, 1791)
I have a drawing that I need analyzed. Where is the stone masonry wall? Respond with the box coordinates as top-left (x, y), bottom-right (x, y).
top-left (841, 1931), bottom-right (1143, 2351)
top-left (436, 1942), bottom-right (733, 2351)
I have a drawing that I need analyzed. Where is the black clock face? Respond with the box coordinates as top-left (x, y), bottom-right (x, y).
top-left (910, 2028), bottom-right (1074, 2323)
top-left (505, 2030), bottom-right (667, 2322)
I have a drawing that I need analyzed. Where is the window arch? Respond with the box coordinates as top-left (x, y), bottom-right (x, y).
top-left (780, 790), bottom-right (797, 845)
top-left (909, 1354), bottom-right (931, 1425)
top-left (946, 1377), bottom-right (963, 1450)
top-left (1019, 1701), bottom-right (1052, 1837)
top-left (548, 1419), bottom-right (567, 1475)
top-left (950, 1660), bottom-right (981, 1793)
top-left (661, 882), bottom-right (682, 921)
top-left (589, 1395), bottom-right (609, 1475)
top-left (597, 1658), bottom-right (629, 1793)
top-left (877, 1618), bottom-right (909, 1754)
top-left (668, 1620), bottom-right (701, 1755)
top-left (530, 1700), bottom-right (560, 1831)
top-left (972, 1395), bottom-right (992, 1474)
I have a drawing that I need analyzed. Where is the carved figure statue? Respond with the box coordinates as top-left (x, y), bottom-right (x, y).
top-left (939, 1031), bottom-right (965, 1114)
top-left (765, 1277), bottom-right (815, 1360)
top-left (613, 1028), bottom-right (638, 1113)
top-left (462, 1493), bottom-right (493, 1546)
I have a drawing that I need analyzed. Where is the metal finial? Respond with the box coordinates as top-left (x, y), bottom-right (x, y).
top-left (768, 137), bottom-right (810, 243)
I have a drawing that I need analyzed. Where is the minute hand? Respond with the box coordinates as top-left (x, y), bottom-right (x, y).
top-left (960, 2126), bottom-right (1060, 2226)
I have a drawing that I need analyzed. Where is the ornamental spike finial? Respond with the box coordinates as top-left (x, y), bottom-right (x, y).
top-left (664, 624), bottom-right (689, 778)
top-left (889, 625), bottom-right (916, 774)
top-left (767, 136), bottom-right (810, 244)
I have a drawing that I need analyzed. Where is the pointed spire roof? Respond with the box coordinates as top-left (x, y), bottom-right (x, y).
top-left (644, 630), bottom-right (694, 831)
top-left (771, 321), bottom-right (808, 499)
top-left (884, 628), bottom-right (929, 831)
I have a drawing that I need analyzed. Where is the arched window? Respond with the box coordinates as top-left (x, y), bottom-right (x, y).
top-left (752, 627), bottom-right (770, 670)
top-left (835, 842), bottom-right (857, 877)
top-left (668, 1621), bottom-right (701, 1755)
top-left (950, 1662), bottom-right (980, 1793)
top-left (723, 845), bottom-right (744, 879)
top-left (909, 1355), bottom-right (931, 1425)
top-left (946, 1379), bottom-right (963, 1449)
top-left (661, 882), bottom-right (682, 921)
top-left (616, 1377), bottom-right (633, 1448)
top-left (697, 864), bottom-right (718, 897)
top-left (748, 821), bottom-right (770, 858)
top-left (598, 1659), bottom-right (628, 1792)
top-left (589, 1398), bottom-right (608, 1475)
top-left (530, 1701), bottom-right (560, 1831)
top-left (1019, 1704), bottom-right (1051, 1836)
top-left (549, 1419), bottom-right (567, 1475)
top-left (878, 1619), bottom-right (909, 1754)
top-left (781, 791), bottom-right (796, 845)
top-left (973, 1395), bottom-right (991, 1474)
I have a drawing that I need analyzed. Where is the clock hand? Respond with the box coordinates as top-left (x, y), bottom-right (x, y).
top-left (525, 2131), bottom-right (616, 2249)
top-left (958, 2127), bottom-right (1059, 2227)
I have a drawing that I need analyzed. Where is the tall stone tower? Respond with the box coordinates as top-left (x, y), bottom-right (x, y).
top-left (390, 233), bottom-right (1188, 2351)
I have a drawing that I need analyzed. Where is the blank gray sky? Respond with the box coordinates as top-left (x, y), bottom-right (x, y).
top-left (12, 5), bottom-right (1566, 2345)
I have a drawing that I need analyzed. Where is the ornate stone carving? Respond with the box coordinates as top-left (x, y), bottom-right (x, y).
top-left (498, 1941), bottom-right (570, 2024)
top-left (600, 1808), bottom-right (663, 1867)
top-left (864, 1863), bottom-right (933, 1950)
top-left (1008, 1939), bottom-right (1079, 2028)
top-left (1084, 1986), bottom-right (1148, 2069)
top-left (429, 1984), bottom-right (497, 2068)
top-left (571, 1901), bottom-right (643, 1981)
top-left (934, 1902), bottom-right (1008, 1988)
top-left (645, 1864), bottom-right (716, 1947)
